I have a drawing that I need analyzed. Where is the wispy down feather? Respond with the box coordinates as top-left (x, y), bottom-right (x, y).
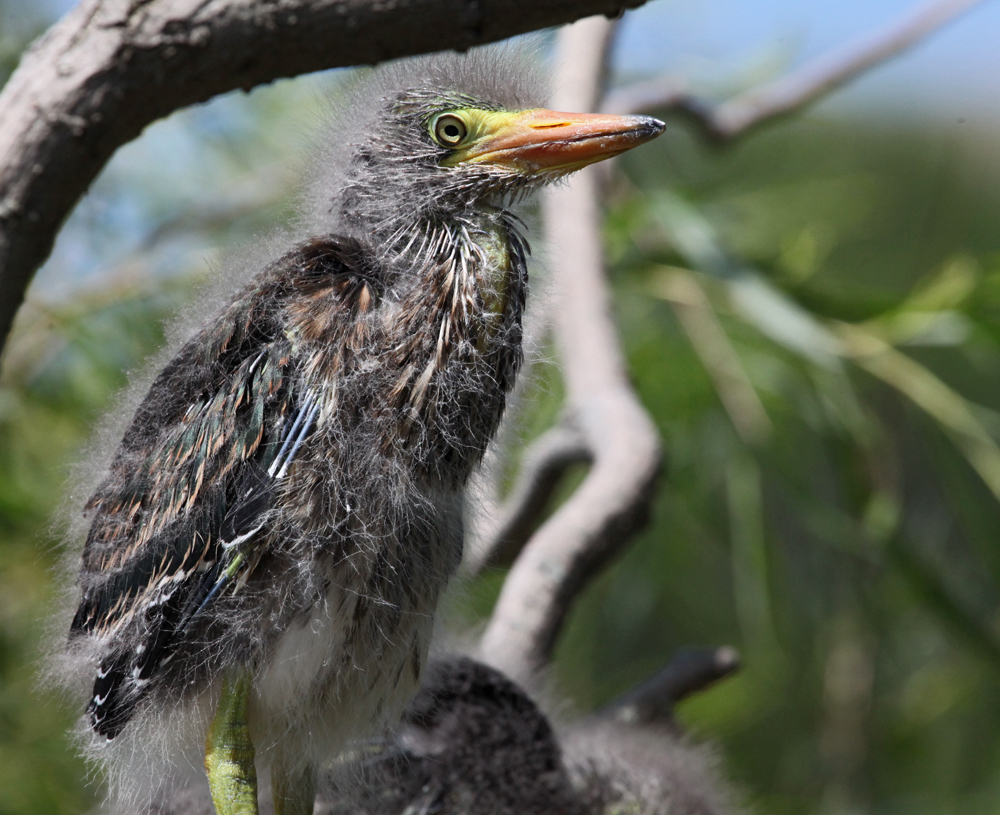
top-left (58, 46), bottom-right (542, 812)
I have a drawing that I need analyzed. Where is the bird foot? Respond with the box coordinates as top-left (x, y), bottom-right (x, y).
top-left (205, 672), bottom-right (259, 815)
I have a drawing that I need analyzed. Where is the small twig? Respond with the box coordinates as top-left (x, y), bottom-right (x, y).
top-left (600, 647), bottom-right (741, 725)
top-left (464, 421), bottom-right (591, 577)
top-left (479, 16), bottom-right (662, 685)
top-left (604, 0), bottom-right (989, 140)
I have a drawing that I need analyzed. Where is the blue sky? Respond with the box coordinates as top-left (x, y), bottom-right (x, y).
top-left (614, 0), bottom-right (1000, 116)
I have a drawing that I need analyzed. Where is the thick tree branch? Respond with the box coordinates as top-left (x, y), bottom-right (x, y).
top-left (479, 16), bottom-right (662, 685)
top-left (0, 0), bottom-right (648, 364)
top-left (603, 0), bottom-right (988, 139)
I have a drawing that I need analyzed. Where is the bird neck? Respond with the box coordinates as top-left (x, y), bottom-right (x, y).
top-left (372, 202), bottom-right (527, 482)
top-left (380, 203), bottom-right (519, 276)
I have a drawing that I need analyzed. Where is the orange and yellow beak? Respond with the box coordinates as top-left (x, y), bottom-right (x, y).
top-left (442, 108), bottom-right (665, 174)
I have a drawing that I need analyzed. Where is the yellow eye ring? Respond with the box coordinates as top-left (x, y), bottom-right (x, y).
top-left (434, 114), bottom-right (468, 147)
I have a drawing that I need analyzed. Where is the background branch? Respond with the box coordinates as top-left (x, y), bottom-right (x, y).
top-left (603, 0), bottom-right (988, 139)
top-left (600, 647), bottom-right (741, 725)
top-left (478, 16), bottom-right (662, 686)
top-left (464, 421), bottom-right (591, 576)
top-left (0, 0), bottom-right (649, 364)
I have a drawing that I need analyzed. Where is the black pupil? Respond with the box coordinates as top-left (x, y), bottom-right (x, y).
top-left (444, 124), bottom-right (460, 139)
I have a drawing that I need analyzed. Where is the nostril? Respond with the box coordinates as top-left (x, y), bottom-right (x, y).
top-left (531, 122), bottom-right (572, 129)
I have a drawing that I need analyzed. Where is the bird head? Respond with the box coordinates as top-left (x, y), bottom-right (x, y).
top-left (302, 48), bottom-right (664, 250)
top-left (393, 89), bottom-right (664, 197)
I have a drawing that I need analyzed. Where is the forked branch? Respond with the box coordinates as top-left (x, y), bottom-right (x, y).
top-left (479, 16), bottom-right (662, 685)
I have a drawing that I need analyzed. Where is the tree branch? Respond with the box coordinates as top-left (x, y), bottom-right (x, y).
top-left (599, 647), bottom-right (740, 725)
top-left (603, 0), bottom-right (988, 139)
top-left (479, 16), bottom-right (662, 685)
top-left (0, 0), bottom-right (649, 364)
top-left (464, 421), bottom-right (591, 577)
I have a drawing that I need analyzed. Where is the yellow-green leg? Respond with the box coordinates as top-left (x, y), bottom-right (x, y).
top-left (272, 758), bottom-right (316, 815)
top-left (205, 672), bottom-right (259, 815)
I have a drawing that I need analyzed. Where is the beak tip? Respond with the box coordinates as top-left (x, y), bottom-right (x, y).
top-left (638, 115), bottom-right (666, 137)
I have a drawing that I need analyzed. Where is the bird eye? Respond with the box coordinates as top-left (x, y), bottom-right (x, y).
top-left (434, 114), bottom-right (468, 147)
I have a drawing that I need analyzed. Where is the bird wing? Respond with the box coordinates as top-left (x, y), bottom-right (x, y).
top-left (71, 275), bottom-right (293, 636)
top-left (69, 236), bottom-right (375, 738)
top-left (170, 385), bottom-right (322, 634)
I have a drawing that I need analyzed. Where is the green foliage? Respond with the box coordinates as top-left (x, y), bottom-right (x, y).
top-left (541, 118), bottom-right (1000, 815)
top-left (0, 281), bottom-right (189, 814)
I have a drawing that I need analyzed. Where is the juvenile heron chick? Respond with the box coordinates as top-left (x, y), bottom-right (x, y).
top-left (62, 48), bottom-right (664, 814)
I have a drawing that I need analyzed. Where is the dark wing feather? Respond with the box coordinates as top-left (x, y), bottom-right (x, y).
top-left (71, 236), bottom-right (376, 739)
